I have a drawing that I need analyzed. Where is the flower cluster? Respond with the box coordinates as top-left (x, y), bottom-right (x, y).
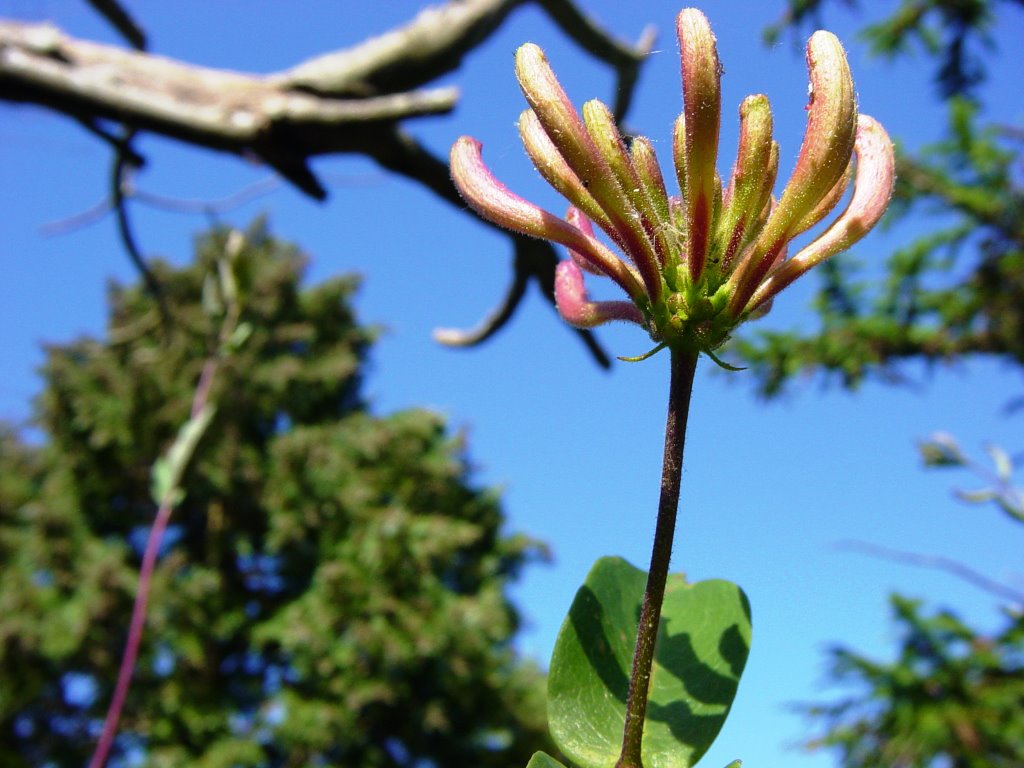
top-left (450, 8), bottom-right (895, 360)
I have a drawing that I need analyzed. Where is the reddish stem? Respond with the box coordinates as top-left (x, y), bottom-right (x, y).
top-left (89, 357), bottom-right (218, 768)
top-left (616, 349), bottom-right (699, 768)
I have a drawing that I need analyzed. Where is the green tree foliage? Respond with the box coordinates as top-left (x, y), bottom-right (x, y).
top-left (764, 0), bottom-right (1019, 98)
top-left (803, 596), bottom-right (1024, 768)
top-left (799, 435), bottom-right (1024, 767)
top-left (0, 224), bottom-right (551, 767)
top-left (753, 3), bottom-right (1024, 766)
top-left (736, 0), bottom-right (1024, 395)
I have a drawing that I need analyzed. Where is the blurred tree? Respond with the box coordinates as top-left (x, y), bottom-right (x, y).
top-left (755, 3), bottom-right (1024, 766)
top-left (0, 223), bottom-right (551, 768)
top-left (764, 0), bottom-right (1022, 98)
top-left (803, 595), bottom-right (1024, 768)
top-left (800, 436), bottom-right (1024, 768)
top-left (736, 0), bottom-right (1024, 396)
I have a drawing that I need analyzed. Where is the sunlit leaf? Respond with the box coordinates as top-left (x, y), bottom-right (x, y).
top-left (548, 556), bottom-right (751, 768)
top-left (526, 751), bottom-right (570, 768)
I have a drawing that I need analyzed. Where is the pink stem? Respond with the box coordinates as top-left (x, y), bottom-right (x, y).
top-left (88, 498), bottom-right (174, 768)
top-left (89, 357), bottom-right (219, 768)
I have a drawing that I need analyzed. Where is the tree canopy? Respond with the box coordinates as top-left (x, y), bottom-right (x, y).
top-left (0, 223), bottom-right (552, 768)
top-left (761, 3), bottom-right (1024, 766)
top-left (737, 0), bottom-right (1024, 395)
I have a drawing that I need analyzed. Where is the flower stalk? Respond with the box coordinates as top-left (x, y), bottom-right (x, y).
top-left (617, 348), bottom-right (698, 768)
top-left (449, 6), bottom-right (895, 765)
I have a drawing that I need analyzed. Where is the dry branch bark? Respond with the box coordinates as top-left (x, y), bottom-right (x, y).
top-left (0, 0), bottom-right (653, 361)
top-left (0, 19), bottom-right (459, 198)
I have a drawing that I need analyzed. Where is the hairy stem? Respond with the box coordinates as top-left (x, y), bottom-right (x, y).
top-left (617, 349), bottom-right (699, 768)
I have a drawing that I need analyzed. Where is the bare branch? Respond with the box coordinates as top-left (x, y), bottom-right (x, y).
top-left (2, 0), bottom-right (652, 360)
top-left (0, 19), bottom-right (458, 198)
top-left (110, 138), bottom-right (170, 327)
top-left (84, 0), bottom-right (146, 50)
top-left (40, 194), bottom-right (111, 236)
top-left (434, 256), bottom-right (531, 348)
top-left (433, 235), bottom-right (612, 367)
top-left (537, 0), bottom-right (657, 119)
top-left (277, 0), bottom-right (525, 96)
top-left (837, 539), bottom-right (1024, 606)
top-left (278, 0), bottom-right (653, 104)
top-left (0, 0), bottom-right (651, 199)
top-left (132, 176), bottom-right (285, 216)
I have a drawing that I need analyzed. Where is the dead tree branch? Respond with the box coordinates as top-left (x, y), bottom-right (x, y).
top-left (836, 540), bottom-right (1024, 606)
top-left (0, 18), bottom-right (458, 198)
top-left (370, 128), bottom-right (613, 366)
top-left (84, 0), bottom-right (146, 50)
top-left (1, 0), bottom-right (654, 363)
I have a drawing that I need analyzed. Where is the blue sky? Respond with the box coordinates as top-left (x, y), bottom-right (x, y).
top-left (1, 2), bottom-right (1022, 766)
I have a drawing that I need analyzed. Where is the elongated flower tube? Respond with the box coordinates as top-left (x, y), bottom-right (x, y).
top-left (450, 7), bottom-right (895, 359)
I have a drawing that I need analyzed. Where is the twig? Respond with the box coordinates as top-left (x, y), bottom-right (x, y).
top-left (84, 0), bottom-right (146, 51)
top-left (836, 539), bottom-right (1024, 606)
top-left (39, 196), bottom-right (111, 236)
top-left (74, 117), bottom-right (147, 166)
top-left (132, 176), bottom-right (285, 216)
top-left (110, 137), bottom-right (170, 327)
top-left (537, 0), bottom-right (656, 119)
top-left (370, 128), bottom-right (611, 367)
top-left (433, 255), bottom-right (530, 348)
top-left (44, 170), bottom-right (390, 235)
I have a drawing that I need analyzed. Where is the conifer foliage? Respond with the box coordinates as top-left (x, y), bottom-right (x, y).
top-left (0, 224), bottom-right (550, 767)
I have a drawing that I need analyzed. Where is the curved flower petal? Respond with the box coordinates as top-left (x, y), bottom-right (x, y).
top-left (630, 136), bottom-right (673, 241)
top-left (726, 30), bottom-right (857, 315)
top-left (519, 108), bottom-right (617, 241)
top-left (676, 8), bottom-right (722, 282)
top-left (744, 114), bottom-right (896, 315)
top-left (515, 43), bottom-right (662, 299)
top-left (565, 207), bottom-right (605, 275)
top-left (555, 260), bottom-right (646, 328)
top-left (788, 160), bottom-right (852, 238)
top-left (771, 30), bottom-right (858, 237)
top-left (450, 136), bottom-right (645, 300)
top-left (583, 99), bottom-right (672, 268)
top-left (717, 94), bottom-right (777, 273)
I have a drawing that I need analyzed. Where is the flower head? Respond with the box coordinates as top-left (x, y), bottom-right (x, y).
top-left (450, 8), bottom-right (894, 359)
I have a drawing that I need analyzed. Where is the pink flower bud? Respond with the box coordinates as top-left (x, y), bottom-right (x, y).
top-left (450, 8), bottom-right (893, 361)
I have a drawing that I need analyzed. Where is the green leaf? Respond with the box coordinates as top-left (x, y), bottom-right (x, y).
top-left (548, 556), bottom-right (751, 768)
top-left (227, 321), bottom-right (253, 352)
top-left (526, 751), bottom-right (570, 768)
top-left (149, 403), bottom-right (216, 506)
top-left (150, 457), bottom-right (172, 506)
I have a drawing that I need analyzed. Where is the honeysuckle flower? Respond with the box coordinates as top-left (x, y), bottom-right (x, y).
top-left (450, 7), bottom-right (895, 360)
